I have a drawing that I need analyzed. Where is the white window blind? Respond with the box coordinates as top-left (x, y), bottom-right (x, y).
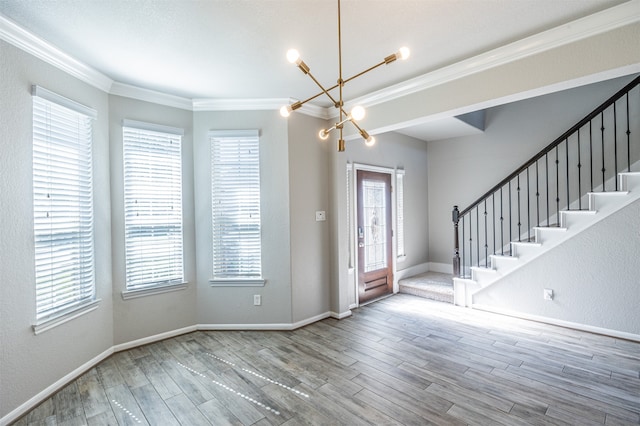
top-left (396, 170), bottom-right (406, 258)
top-left (210, 130), bottom-right (262, 279)
top-left (32, 87), bottom-right (96, 322)
top-left (123, 121), bottom-right (184, 291)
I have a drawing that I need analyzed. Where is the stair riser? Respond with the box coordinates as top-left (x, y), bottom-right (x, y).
top-left (534, 228), bottom-right (567, 244)
top-left (619, 173), bottom-right (640, 191)
top-left (559, 211), bottom-right (596, 228)
top-left (511, 242), bottom-right (542, 258)
top-left (490, 255), bottom-right (519, 271)
top-left (588, 192), bottom-right (629, 211)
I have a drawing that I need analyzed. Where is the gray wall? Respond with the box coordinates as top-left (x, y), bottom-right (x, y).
top-left (473, 197), bottom-right (640, 336)
top-left (109, 95), bottom-right (197, 344)
top-left (193, 110), bottom-right (294, 326)
top-left (288, 113), bottom-right (332, 323)
top-left (0, 40), bottom-right (114, 418)
top-left (329, 132), bottom-right (430, 314)
top-left (427, 75), bottom-right (638, 266)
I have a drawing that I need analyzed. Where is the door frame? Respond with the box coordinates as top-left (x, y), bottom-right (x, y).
top-left (351, 163), bottom-right (398, 307)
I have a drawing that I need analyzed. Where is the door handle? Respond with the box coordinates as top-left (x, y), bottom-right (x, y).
top-left (358, 242), bottom-right (365, 248)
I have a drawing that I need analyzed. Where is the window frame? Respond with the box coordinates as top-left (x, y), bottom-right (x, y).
top-left (121, 119), bottom-right (186, 299)
top-left (396, 169), bottom-right (406, 261)
top-left (31, 85), bottom-right (100, 334)
top-left (209, 130), bottom-right (264, 287)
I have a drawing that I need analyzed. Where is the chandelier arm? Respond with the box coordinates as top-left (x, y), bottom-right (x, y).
top-left (305, 70), bottom-right (341, 108)
top-left (291, 57), bottom-right (394, 110)
top-left (343, 60), bottom-right (387, 85)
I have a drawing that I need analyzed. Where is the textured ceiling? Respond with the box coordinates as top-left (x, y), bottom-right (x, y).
top-left (0, 0), bottom-right (628, 105)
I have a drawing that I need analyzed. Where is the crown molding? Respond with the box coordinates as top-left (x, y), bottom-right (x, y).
top-left (341, 0), bottom-right (640, 114)
top-left (2, 1), bottom-right (637, 114)
top-left (110, 82), bottom-right (193, 110)
top-left (192, 97), bottom-right (288, 112)
top-left (0, 13), bottom-right (113, 92)
top-left (192, 97), bottom-right (330, 119)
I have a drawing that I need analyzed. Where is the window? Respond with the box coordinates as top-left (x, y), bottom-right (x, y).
top-left (396, 169), bottom-right (406, 259)
top-left (210, 130), bottom-right (263, 285)
top-left (32, 86), bottom-right (98, 328)
top-left (123, 120), bottom-right (184, 294)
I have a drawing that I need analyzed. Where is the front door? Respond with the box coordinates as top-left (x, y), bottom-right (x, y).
top-left (357, 170), bottom-right (393, 304)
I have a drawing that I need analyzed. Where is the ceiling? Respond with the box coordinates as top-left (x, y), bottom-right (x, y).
top-left (0, 0), bottom-right (630, 140)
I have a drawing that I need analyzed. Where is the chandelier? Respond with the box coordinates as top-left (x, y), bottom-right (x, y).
top-left (279, 0), bottom-right (410, 152)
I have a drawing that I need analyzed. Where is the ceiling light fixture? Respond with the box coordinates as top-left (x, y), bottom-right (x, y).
top-left (280, 0), bottom-right (410, 152)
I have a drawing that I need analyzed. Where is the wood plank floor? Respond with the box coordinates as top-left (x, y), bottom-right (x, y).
top-left (12, 294), bottom-right (640, 425)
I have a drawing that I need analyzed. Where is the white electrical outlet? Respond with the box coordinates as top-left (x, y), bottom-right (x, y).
top-left (543, 288), bottom-right (554, 301)
top-left (253, 294), bottom-right (261, 306)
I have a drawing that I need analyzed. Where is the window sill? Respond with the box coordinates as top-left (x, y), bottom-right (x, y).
top-left (209, 278), bottom-right (266, 287)
top-left (33, 299), bottom-right (101, 335)
top-left (121, 282), bottom-right (188, 300)
top-left (397, 255), bottom-right (407, 263)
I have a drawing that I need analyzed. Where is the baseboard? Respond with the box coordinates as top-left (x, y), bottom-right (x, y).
top-left (1, 347), bottom-right (114, 426)
top-left (472, 304), bottom-right (640, 343)
top-left (198, 312), bottom-right (332, 331)
top-left (396, 262), bottom-right (430, 281)
top-left (428, 262), bottom-right (453, 274)
top-left (330, 310), bottom-right (352, 320)
top-left (112, 325), bottom-right (198, 352)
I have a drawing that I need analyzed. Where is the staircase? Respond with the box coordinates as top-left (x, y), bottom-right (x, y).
top-left (452, 74), bottom-right (640, 307)
top-left (454, 171), bottom-right (640, 306)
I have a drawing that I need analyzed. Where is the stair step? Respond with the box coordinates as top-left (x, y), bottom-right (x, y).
top-left (619, 172), bottom-right (640, 191)
top-left (490, 254), bottom-right (519, 271)
top-left (534, 225), bottom-right (567, 243)
top-left (559, 209), bottom-right (596, 228)
top-left (510, 241), bottom-right (542, 257)
top-left (471, 266), bottom-right (497, 284)
top-left (398, 272), bottom-right (453, 303)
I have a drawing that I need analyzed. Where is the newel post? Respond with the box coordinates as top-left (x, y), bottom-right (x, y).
top-left (452, 205), bottom-right (460, 277)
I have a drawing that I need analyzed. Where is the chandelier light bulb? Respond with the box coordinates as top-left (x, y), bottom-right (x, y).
top-left (287, 49), bottom-right (301, 64)
top-left (318, 129), bottom-right (330, 140)
top-left (365, 135), bottom-right (376, 147)
top-left (280, 105), bottom-right (292, 117)
top-left (398, 47), bottom-right (410, 60)
top-left (350, 105), bottom-right (366, 121)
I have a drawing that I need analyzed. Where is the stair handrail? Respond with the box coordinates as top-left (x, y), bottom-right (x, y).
top-left (453, 74), bottom-right (640, 277)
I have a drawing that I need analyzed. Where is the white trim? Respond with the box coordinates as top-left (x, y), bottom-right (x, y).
top-left (199, 323), bottom-right (292, 331)
top-left (209, 278), bottom-right (266, 287)
top-left (32, 299), bottom-right (101, 335)
top-left (112, 325), bottom-right (197, 352)
top-left (0, 347), bottom-right (114, 426)
top-left (0, 14), bottom-right (113, 93)
top-left (192, 98), bottom-right (330, 119)
top-left (32, 85), bottom-right (97, 119)
top-left (208, 129), bottom-right (259, 139)
top-left (200, 312), bottom-right (335, 331)
top-left (121, 282), bottom-right (188, 300)
top-left (122, 119), bottom-right (184, 136)
top-left (110, 82), bottom-right (193, 110)
top-left (330, 310), bottom-right (353, 320)
top-left (340, 0), bottom-right (640, 113)
top-left (395, 262), bottom-right (430, 282)
top-left (472, 304), bottom-right (640, 343)
top-left (428, 262), bottom-right (454, 274)
top-left (193, 98), bottom-right (287, 112)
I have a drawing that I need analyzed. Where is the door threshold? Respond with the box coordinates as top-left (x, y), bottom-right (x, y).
top-left (358, 292), bottom-right (395, 307)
